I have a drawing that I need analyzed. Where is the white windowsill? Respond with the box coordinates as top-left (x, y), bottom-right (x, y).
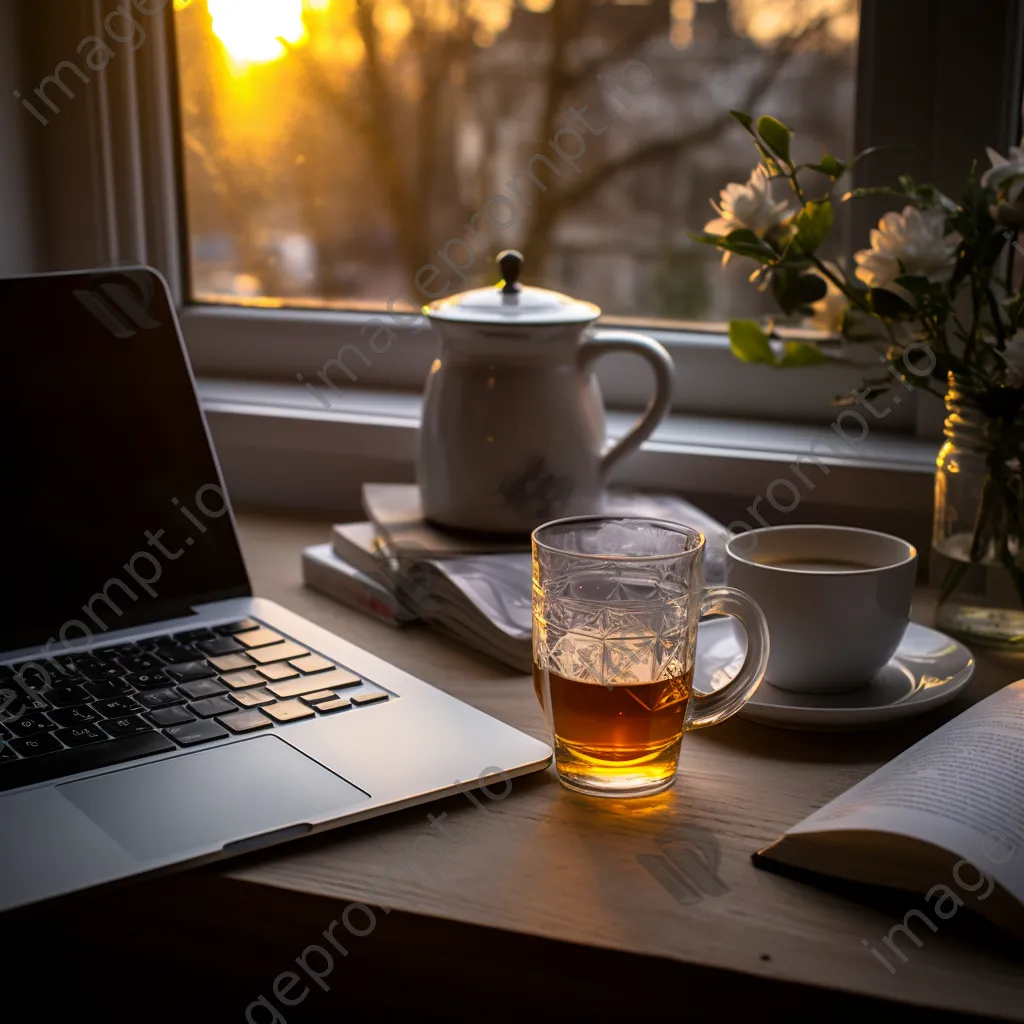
top-left (198, 380), bottom-right (937, 521)
top-left (181, 306), bottom-right (922, 430)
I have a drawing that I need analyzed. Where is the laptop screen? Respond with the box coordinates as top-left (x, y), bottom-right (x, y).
top-left (2, 268), bottom-right (251, 655)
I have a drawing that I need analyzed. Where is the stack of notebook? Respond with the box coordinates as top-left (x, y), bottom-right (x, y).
top-left (301, 484), bottom-right (728, 673)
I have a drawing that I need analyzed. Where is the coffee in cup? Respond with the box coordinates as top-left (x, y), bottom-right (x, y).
top-left (725, 525), bottom-right (917, 693)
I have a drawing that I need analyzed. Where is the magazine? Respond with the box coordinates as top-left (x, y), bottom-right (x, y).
top-left (300, 485), bottom-right (730, 673)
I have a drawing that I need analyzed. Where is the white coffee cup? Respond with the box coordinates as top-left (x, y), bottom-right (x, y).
top-left (725, 525), bottom-right (917, 693)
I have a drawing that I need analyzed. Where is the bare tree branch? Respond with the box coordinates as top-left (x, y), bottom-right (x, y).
top-left (293, 4), bottom-right (484, 280)
top-left (565, 9), bottom-right (664, 90)
top-left (182, 132), bottom-right (266, 273)
top-left (536, 0), bottom-right (591, 161)
top-left (530, 15), bottom-right (832, 234)
top-left (287, 45), bottom-right (374, 139)
top-left (507, 0), bottom-right (591, 282)
top-left (351, 4), bottom-right (423, 273)
top-left (414, 11), bottom-right (475, 246)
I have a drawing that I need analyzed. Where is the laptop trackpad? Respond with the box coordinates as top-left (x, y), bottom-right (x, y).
top-left (57, 735), bottom-right (369, 862)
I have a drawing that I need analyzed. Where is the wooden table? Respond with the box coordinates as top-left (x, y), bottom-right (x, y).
top-left (9, 512), bottom-right (1024, 1022)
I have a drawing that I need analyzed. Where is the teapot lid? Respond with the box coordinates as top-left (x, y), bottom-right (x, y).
top-left (427, 251), bottom-right (600, 326)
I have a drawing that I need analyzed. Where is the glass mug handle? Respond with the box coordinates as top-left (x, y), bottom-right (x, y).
top-left (687, 586), bottom-right (770, 729)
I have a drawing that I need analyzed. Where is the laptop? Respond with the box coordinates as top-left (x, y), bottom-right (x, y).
top-left (0, 267), bottom-right (551, 914)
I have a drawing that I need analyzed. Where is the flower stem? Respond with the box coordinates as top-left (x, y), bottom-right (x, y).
top-left (1007, 231), bottom-right (1018, 297)
top-left (806, 252), bottom-right (871, 313)
top-left (937, 561), bottom-right (969, 607)
top-left (987, 288), bottom-right (1007, 350)
top-left (786, 164), bottom-right (807, 205)
top-left (997, 534), bottom-right (1024, 609)
top-left (965, 279), bottom-right (982, 368)
top-left (969, 472), bottom-right (997, 563)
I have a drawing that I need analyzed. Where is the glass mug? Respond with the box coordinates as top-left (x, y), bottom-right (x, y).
top-left (532, 517), bottom-right (769, 798)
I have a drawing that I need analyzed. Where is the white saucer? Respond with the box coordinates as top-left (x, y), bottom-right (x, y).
top-left (694, 618), bottom-right (975, 731)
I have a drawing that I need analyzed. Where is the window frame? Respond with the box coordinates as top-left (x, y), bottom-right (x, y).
top-left (21, 0), bottom-right (1024, 432)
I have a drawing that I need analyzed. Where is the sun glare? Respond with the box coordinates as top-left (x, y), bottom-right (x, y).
top-left (731, 0), bottom-right (858, 46)
top-left (207, 0), bottom-right (309, 64)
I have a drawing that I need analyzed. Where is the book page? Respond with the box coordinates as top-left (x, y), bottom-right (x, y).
top-left (788, 682), bottom-right (1024, 901)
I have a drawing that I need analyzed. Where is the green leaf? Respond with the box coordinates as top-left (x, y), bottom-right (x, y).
top-left (723, 227), bottom-right (767, 247)
top-left (731, 110), bottom-right (784, 172)
top-left (892, 274), bottom-right (940, 303)
top-left (841, 186), bottom-right (905, 202)
top-left (793, 200), bottom-right (834, 254)
top-left (732, 246), bottom-right (778, 264)
top-left (795, 274), bottom-right (828, 304)
top-left (771, 269), bottom-right (827, 314)
top-left (756, 115), bottom-right (791, 163)
top-left (779, 341), bottom-right (827, 367)
top-left (729, 320), bottom-right (775, 364)
top-left (848, 145), bottom-right (889, 168)
top-left (869, 287), bottom-right (914, 318)
top-left (689, 231), bottom-right (728, 247)
top-left (897, 173), bottom-right (918, 195)
top-left (725, 228), bottom-right (777, 259)
top-left (692, 227), bottom-right (777, 264)
top-left (820, 155), bottom-right (845, 178)
top-left (915, 184), bottom-right (951, 208)
top-left (690, 232), bottom-right (761, 257)
top-left (806, 155), bottom-right (848, 179)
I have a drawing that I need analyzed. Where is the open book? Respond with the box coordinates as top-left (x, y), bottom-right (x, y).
top-left (755, 682), bottom-right (1024, 943)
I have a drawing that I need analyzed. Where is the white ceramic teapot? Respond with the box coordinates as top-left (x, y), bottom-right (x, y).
top-left (418, 251), bottom-right (675, 534)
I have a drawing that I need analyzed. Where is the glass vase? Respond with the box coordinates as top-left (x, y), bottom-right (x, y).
top-left (931, 376), bottom-right (1024, 646)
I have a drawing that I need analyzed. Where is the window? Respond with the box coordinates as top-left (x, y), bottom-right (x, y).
top-left (17, 0), bottom-right (1024, 427)
top-left (174, 0), bottom-right (859, 322)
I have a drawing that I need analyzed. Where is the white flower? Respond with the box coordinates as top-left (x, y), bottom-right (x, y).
top-left (705, 165), bottom-right (791, 242)
top-left (984, 143), bottom-right (1024, 228)
top-left (982, 143), bottom-right (1024, 200)
top-left (854, 206), bottom-right (961, 293)
top-left (1002, 330), bottom-right (1024, 386)
top-left (807, 263), bottom-right (847, 334)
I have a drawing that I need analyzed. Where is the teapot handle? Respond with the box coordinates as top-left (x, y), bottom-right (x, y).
top-left (578, 330), bottom-right (675, 479)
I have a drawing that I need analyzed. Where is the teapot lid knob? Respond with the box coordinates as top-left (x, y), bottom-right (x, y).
top-left (497, 250), bottom-right (523, 294)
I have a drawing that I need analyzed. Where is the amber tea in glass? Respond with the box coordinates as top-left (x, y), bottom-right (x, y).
top-left (532, 517), bottom-right (768, 798)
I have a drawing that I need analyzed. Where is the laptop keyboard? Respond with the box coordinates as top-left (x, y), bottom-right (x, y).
top-left (0, 618), bottom-right (392, 793)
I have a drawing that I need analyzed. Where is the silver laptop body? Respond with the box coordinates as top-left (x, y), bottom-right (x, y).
top-left (0, 268), bottom-right (550, 914)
